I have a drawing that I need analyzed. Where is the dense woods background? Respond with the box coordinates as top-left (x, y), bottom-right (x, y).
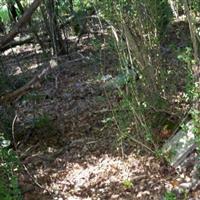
top-left (0, 0), bottom-right (199, 199)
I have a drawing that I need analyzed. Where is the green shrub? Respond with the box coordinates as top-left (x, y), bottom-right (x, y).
top-left (34, 114), bottom-right (52, 129)
top-left (163, 191), bottom-right (177, 200)
top-left (0, 7), bottom-right (9, 23)
top-left (0, 133), bottom-right (22, 200)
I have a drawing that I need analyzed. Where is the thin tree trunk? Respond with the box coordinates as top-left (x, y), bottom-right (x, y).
top-left (183, 0), bottom-right (200, 110)
top-left (0, 0), bottom-right (43, 50)
top-left (46, 0), bottom-right (66, 55)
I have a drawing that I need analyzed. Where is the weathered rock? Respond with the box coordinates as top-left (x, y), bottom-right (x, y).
top-left (162, 120), bottom-right (196, 167)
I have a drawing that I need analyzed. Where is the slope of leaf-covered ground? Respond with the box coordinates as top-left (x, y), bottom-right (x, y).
top-left (1, 21), bottom-right (199, 199)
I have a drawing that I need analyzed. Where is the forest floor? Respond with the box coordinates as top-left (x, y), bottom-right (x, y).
top-left (1, 19), bottom-right (199, 200)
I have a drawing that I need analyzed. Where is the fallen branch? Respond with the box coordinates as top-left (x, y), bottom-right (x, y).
top-left (0, 0), bottom-right (43, 50)
top-left (12, 114), bottom-right (18, 150)
top-left (0, 36), bottom-right (33, 52)
top-left (0, 59), bottom-right (57, 104)
top-left (0, 31), bottom-right (49, 52)
top-left (11, 112), bottom-right (53, 195)
top-left (0, 55), bottom-right (89, 104)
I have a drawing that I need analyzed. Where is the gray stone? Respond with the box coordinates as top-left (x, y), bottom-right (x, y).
top-left (162, 121), bottom-right (196, 167)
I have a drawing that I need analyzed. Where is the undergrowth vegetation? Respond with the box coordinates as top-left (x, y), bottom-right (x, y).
top-left (98, 0), bottom-right (178, 149)
top-left (96, 0), bottom-right (200, 154)
top-left (0, 134), bottom-right (21, 200)
top-left (0, 0), bottom-right (199, 199)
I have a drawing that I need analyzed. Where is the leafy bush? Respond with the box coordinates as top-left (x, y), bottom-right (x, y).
top-left (96, 0), bottom-right (174, 147)
top-left (0, 7), bottom-right (9, 23)
top-left (163, 191), bottom-right (177, 200)
top-left (0, 133), bottom-right (22, 200)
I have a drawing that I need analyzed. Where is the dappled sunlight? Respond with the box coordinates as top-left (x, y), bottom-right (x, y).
top-left (0, 0), bottom-right (199, 199)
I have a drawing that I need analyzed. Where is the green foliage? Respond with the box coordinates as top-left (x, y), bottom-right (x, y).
top-left (0, 133), bottom-right (11, 148)
top-left (113, 85), bottom-right (154, 145)
top-left (96, 0), bottom-right (191, 149)
top-left (0, 134), bottom-right (22, 200)
top-left (97, 0), bottom-right (172, 39)
top-left (177, 45), bottom-right (200, 152)
top-left (0, 7), bottom-right (9, 23)
top-left (163, 149), bottom-right (177, 163)
top-left (177, 47), bottom-right (193, 66)
top-left (191, 1), bottom-right (200, 13)
top-left (73, 0), bottom-right (94, 11)
top-left (153, 0), bottom-right (173, 38)
top-left (163, 191), bottom-right (177, 200)
top-left (122, 179), bottom-right (133, 189)
top-left (155, 149), bottom-right (164, 159)
top-left (90, 38), bottom-right (102, 50)
top-left (33, 114), bottom-right (52, 130)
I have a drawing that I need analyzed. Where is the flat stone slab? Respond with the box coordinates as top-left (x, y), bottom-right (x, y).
top-left (162, 120), bottom-right (196, 167)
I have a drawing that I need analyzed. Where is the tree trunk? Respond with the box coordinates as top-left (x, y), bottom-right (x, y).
top-left (183, 0), bottom-right (200, 111)
top-left (46, 0), bottom-right (67, 55)
top-left (0, 0), bottom-right (43, 50)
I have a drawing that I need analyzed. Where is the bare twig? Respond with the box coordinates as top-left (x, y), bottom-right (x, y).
top-left (21, 162), bottom-right (54, 196)
top-left (0, 59), bottom-right (57, 104)
top-left (11, 114), bottom-right (18, 150)
top-left (149, 105), bottom-right (177, 116)
top-left (11, 113), bottom-right (53, 195)
top-left (129, 136), bottom-right (155, 154)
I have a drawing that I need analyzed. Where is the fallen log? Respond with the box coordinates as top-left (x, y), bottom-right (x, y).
top-left (0, 55), bottom-right (89, 104)
top-left (0, 36), bottom-right (33, 52)
top-left (0, 59), bottom-right (57, 104)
